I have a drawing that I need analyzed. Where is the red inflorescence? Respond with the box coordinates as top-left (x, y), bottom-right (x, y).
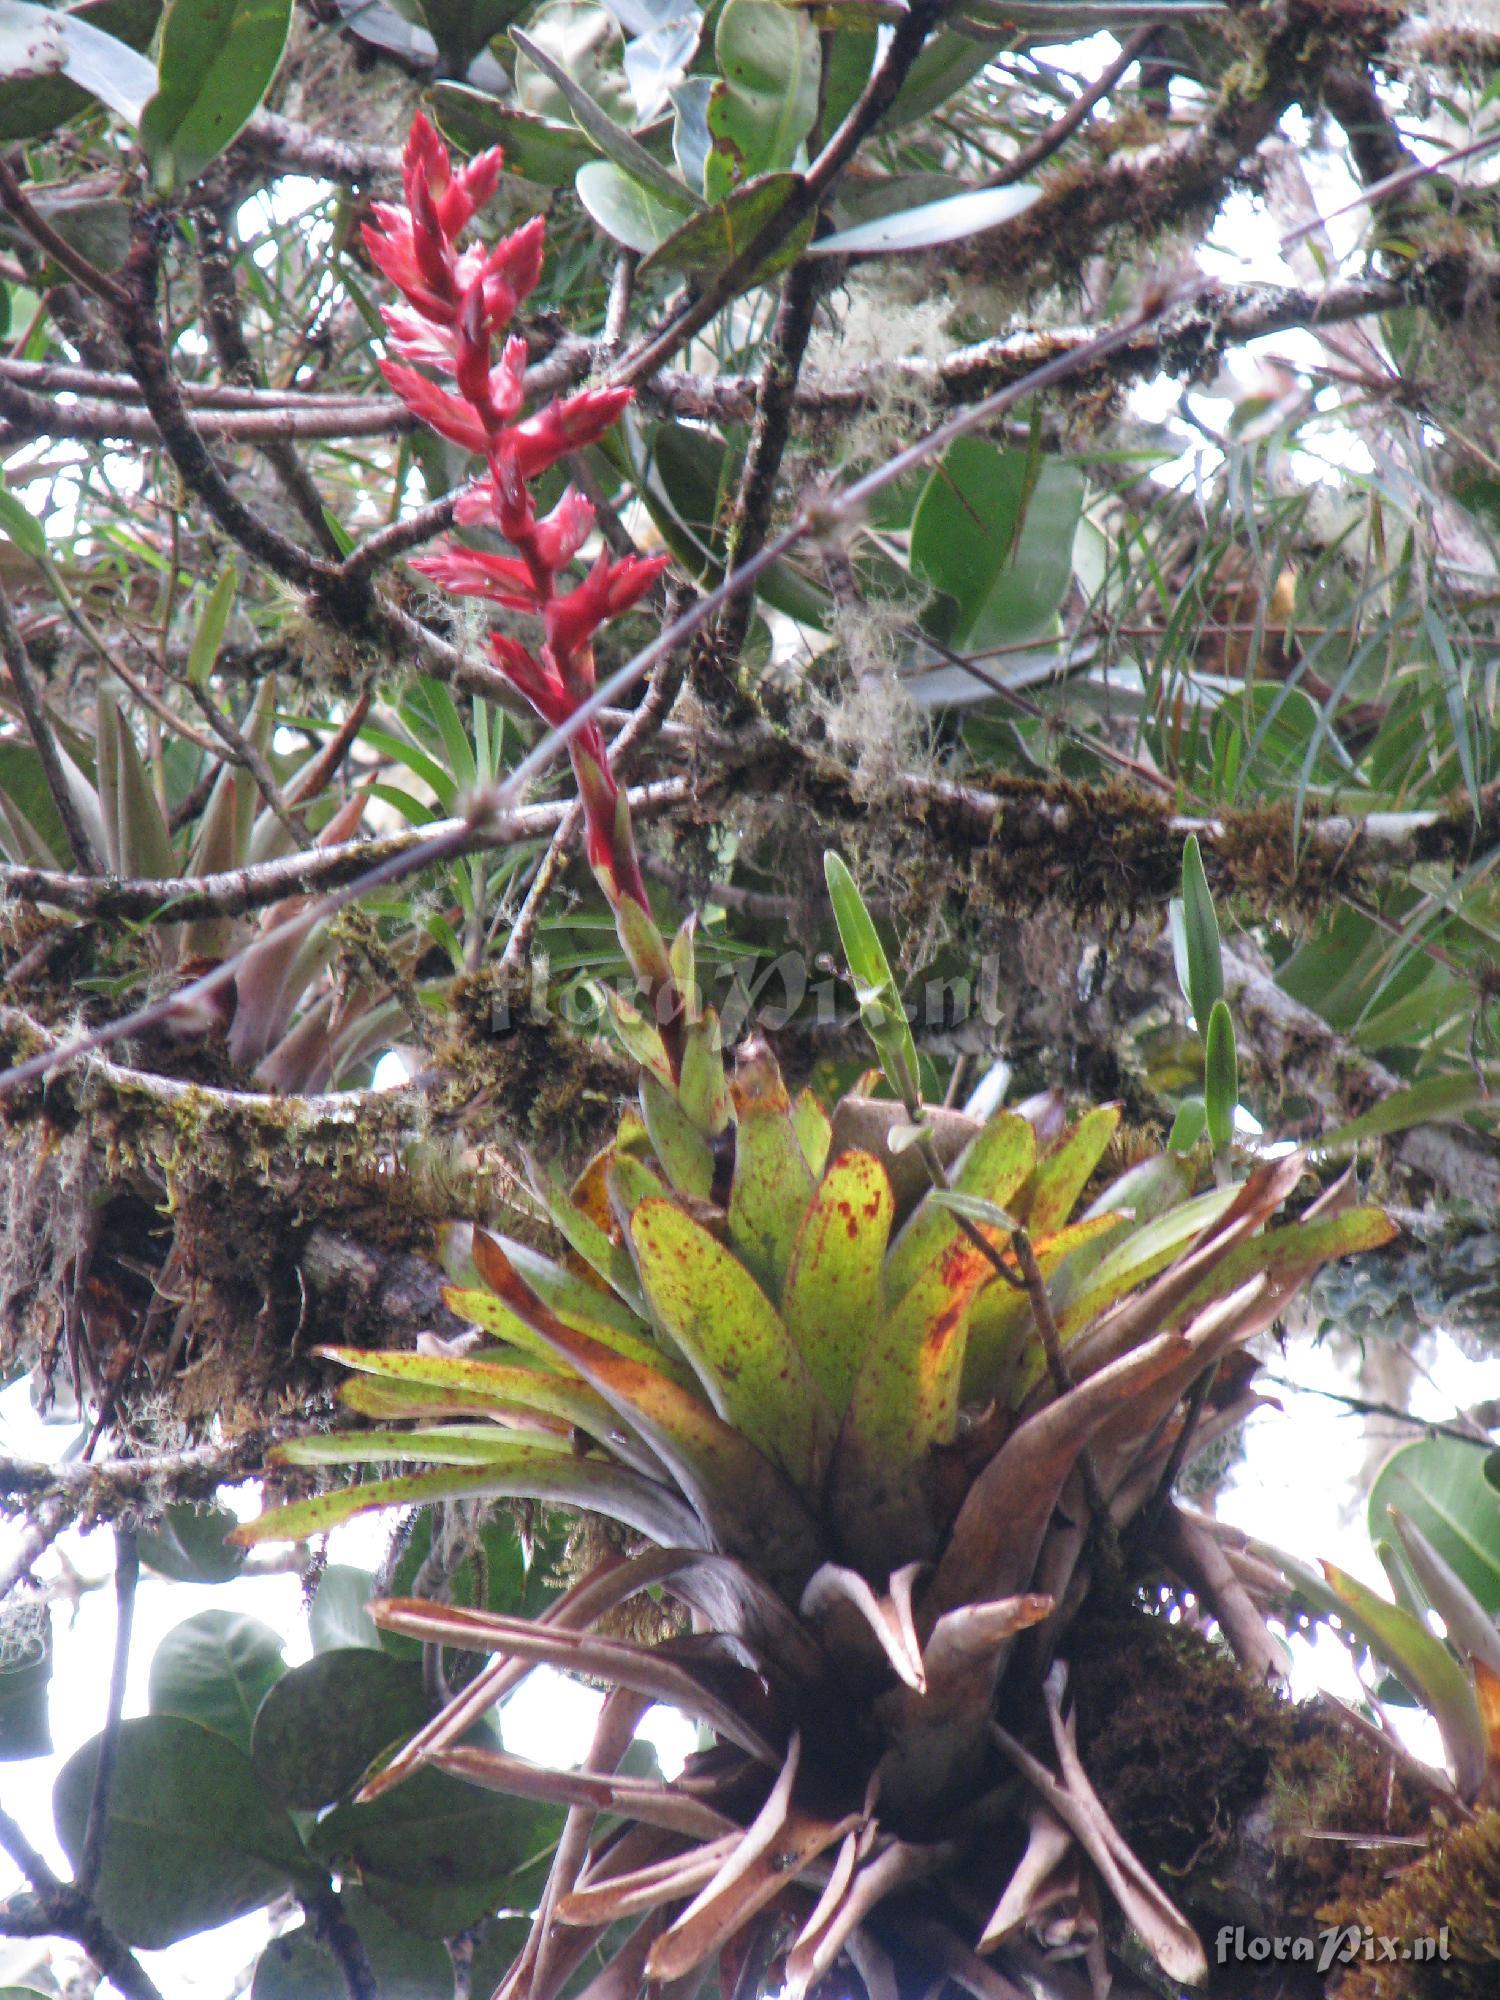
top-left (369, 114), bottom-right (670, 914)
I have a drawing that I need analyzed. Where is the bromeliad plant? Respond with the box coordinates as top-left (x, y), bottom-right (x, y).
top-left (235, 116), bottom-right (1401, 1999)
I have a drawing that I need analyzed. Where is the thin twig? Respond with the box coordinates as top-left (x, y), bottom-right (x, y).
top-left (0, 158), bottom-right (126, 306)
top-left (987, 27), bottom-right (1157, 188)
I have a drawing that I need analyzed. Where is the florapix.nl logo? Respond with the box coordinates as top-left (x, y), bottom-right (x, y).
top-left (1216, 1925), bottom-right (1452, 1973)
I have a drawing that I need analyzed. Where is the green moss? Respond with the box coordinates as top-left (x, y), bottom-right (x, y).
top-left (1321, 1810), bottom-right (1500, 1998)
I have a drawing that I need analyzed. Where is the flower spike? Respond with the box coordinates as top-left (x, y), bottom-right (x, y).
top-left (377, 115), bottom-right (682, 1066)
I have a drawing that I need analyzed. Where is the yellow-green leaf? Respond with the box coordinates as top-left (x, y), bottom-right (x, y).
top-left (630, 1198), bottom-right (833, 1491)
top-left (792, 1088), bottom-right (832, 1176)
top-left (882, 1111), bottom-right (1035, 1306)
top-left (782, 1149), bottom-right (893, 1412)
top-left (641, 1072), bottom-right (715, 1199)
top-left (961, 1210), bottom-right (1122, 1405)
top-left (679, 1013), bottom-right (731, 1136)
top-left (1015, 1104), bottom-right (1120, 1240)
top-left (728, 1099), bottom-right (815, 1299)
top-left (231, 1457), bottom-right (701, 1550)
top-left (319, 1346), bottom-right (650, 1459)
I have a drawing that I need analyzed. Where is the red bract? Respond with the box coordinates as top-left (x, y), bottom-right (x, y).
top-left (376, 112), bottom-right (675, 995)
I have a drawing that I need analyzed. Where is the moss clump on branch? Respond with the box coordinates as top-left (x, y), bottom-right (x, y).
top-left (1321, 1809), bottom-right (1500, 1999)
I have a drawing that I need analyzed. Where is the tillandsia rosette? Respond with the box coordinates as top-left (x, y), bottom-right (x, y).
top-left (233, 116), bottom-right (1408, 2000)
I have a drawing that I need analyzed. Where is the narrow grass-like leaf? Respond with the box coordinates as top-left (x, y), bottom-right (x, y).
top-left (825, 852), bottom-right (919, 1102)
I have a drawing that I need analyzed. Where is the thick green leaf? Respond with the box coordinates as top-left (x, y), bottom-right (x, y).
top-left (185, 566), bottom-right (237, 685)
top-left (234, 1455), bottom-right (700, 1550)
top-left (456, 1232), bottom-right (679, 1378)
top-left (148, 1609), bottom-right (286, 1754)
top-left (252, 1649), bottom-right (432, 1809)
top-left (1168, 1097), bottom-right (1207, 1153)
top-left (1254, 1543), bottom-right (1487, 1798)
top-left (704, 0), bottom-right (819, 200)
top-left (911, 440), bottom-right (1085, 658)
top-left (640, 1071), bottom-right (715, 1198)
top-left (1172, 833), bottom-right (1223, 1029)
top-left (793, 1088), bottom-right (832, 1176)
top-left (1317, 1071), bottom-right (1496, 1153)
top-left (137, 1502), bottom-right (247, 1583)
top-left (782, 1149), bottom-right (893, 1412)
top-left (252, 1887), bottom-right (452, 2000)
top-left (630, 1197), bottom-right (833, 1489)
top-left (809, 183), bottom-right (1039, 258)
top-left (1203, 999), bottom-right (1237, 1153)
top-left (54, 1716), bottom-right (305, 1946)
top-left (679, 1013), bottom-right (732, 1136)
top-left (325, 1344), bottom-right (651, 1460)
top-left (882, 28), bottom-right (1001, 130)
top-left (96, 683), bottom-right (173, 883)
top-left (431, 81), bottom-right (597, 183)
top-left (139, 0), bottom-right (293, 189)
top-left (1369, 1437), bottom-right (1500, 1618)
top-left (276, 1425), bottom-right (575, 1467)
top-left (308, 1565), bottom-right (387, 1653)
top-left (639, 170), bottom-right (810, 282)
top-left (311, 1764), bottom-right (560, 1940)
top-left (478, 1237), bottom-right (653, 1343)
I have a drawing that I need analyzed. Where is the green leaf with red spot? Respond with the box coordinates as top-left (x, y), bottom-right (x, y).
top-left (1015, 1104), bottom-right (1120, 1239)
top-left (782, 1149), bottom-right (893, 1411)
top-left (540, 1177), bottom-right (644, 1313)
top-left (1054, 1183), bottom-right (1240, 1338)
top-left (728, 1099), bottom-right (815, 1299)
top-left (629, 1198), bottom-right (833, 1491)
top-left (961, 1210), bottom-right (1123, 1404)
top-left (852, 1225), bottom-right (999, 1463)
top-left (498, 1237), bottom-right (655, 1343)
top-left (882, 1111), bottom-right (1035, 1305)
top-left (641, 1073), bottom-right (715, 1199)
